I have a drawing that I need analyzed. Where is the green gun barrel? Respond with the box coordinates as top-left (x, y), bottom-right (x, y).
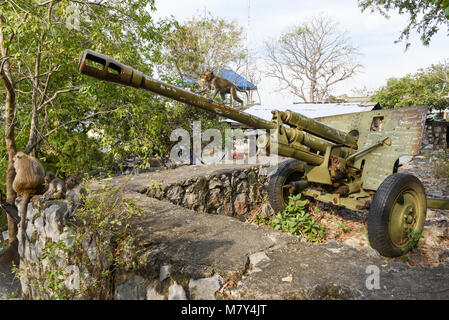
top-left (279, 110), bottom-right (358, 149)
top-left (79, 50), bottom-right (274, 131)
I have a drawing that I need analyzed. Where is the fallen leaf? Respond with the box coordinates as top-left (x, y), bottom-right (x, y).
top-left (282, 275), bottom-right (293, 283)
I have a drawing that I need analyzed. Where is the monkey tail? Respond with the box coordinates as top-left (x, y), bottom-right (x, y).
top-left (17, 193), bottom-right (32, 258)
top-left (18, 193), bottom-right (31, 232)
top-left (236, 88), bottom-right (249, 99)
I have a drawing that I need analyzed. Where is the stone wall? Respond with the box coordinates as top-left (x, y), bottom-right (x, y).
top-left (17, 198), bottom-right (78, 299)
top-left (144, 165), bottom-right (275, 220)
top-left (421, 121), bottom-right (448, 153)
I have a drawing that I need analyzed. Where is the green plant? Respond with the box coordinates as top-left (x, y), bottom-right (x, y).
top-left (337, 221), bottom-right (353, 233)
top-left (270, 194), bottom-right (326, 242)
top-left (253, 214), bottom-right (271, 226)
top-left (404, 229), bottom-right (425, 253)
top-left (361, 228), bottom-right (368, 242)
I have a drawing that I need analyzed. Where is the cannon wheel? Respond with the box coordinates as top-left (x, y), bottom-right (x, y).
top-left (267, 159), bottom-right (306, 214)
top-left (368, 173), bottom-right (427, 257)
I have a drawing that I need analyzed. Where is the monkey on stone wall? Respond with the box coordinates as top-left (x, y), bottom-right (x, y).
top-left (42, 171), bottom-right (66, 200)
top-left (12, 152), bottom-right (45, 230)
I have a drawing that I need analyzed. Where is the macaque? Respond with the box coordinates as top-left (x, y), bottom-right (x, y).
top-left (42, 171), bottom-right (66, 200)
top-left (12, 152), bottom-right (45, 228)
top-left (65, 175), bottom-right (87, 212)
top-left (65, 175), bottom-right (79, 191)
top-left (200, 70), bottom-right (248, 109)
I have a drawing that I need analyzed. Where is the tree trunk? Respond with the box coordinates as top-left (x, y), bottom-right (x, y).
top-left (1, 15), bottom-right (18, 256)
top-left (4, 80), bottom-right (17, 246)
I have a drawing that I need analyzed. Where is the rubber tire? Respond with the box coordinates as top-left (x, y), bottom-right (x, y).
top-left (267, 159), bottom-right (306, 214)
top-left (368, 173), bottom-right (427, 258)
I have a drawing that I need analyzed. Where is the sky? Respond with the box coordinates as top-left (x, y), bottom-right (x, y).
top-left (152, 0), bottom-right (449, 107)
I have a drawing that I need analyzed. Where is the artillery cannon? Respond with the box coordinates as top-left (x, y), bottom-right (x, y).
top-left (78, 49), bottom-right (448, 257)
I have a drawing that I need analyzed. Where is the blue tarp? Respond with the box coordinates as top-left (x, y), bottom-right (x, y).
top-left (181, 69), bottom-right (257, 91)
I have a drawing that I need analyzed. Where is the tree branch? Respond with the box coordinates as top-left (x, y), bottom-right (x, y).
top-left (23, 108), bottom-right (121, 154)
top-left (38, 86), bottom-right (81, 110)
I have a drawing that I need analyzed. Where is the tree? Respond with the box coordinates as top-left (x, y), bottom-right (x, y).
top-left (371, 61), bottom-right (449, 111)
top-left (359, 0), bottom-right (449, 47)
top-left (263, 15), bottom-right (362, 103)
top-left (161, 12), bottom-right (247, 81)
top-left (0, 0), bottom-right (169, 259)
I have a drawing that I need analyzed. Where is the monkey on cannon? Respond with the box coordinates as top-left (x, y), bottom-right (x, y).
top-left (199, 70), bottom-right (248, 109)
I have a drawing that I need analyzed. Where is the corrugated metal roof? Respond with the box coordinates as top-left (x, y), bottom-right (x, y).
top-left (181, 69), bottom-right (257, 91)
top-left (218, 69), bottom-right (257, 90)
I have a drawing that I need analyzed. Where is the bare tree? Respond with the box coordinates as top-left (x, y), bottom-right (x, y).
top-left (264, 16), bottom-right (363, 103)
top-left (232, 48), bottom-right (262, 105)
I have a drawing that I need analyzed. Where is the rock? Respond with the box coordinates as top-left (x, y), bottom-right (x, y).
top-left (217, 203), bottom-right (233, 216)
top-left (146, 287), bottom-right (165, 300)
top-left (25, 220), bottom-right (36, 244)
top-left (43, 204), bottom-right (68, 241)
top-left (188, 274), bottom-right (224, 300)
top-left (343, 236), bottom-right (363, 248)
top-left (168, 282), bottom-right (186, 300)
top-left (183, 193), bottom-right (198, 207)
top-left (237, 171), bottom-right (247, 180)
top-left (249, 252), bottom-right (270, 273)
top-left (234, 193), bottom-right (248, 215)
top-left (115, 275), bottom-right (147, 300)
top-left (209, 178), bottom-right (223, 189)
top-left (60, 227), bottom-right (76, 248)
top-left (249, 252), bottom-right (270, 267)
top-left (166, 186), bottom-right (184, 204)
top-left (207, 188), bottom-right (222, 208)
top-left (64, 265), bottom-right (80, 291)
top-left (160, 265), bottom-right (170, 281)
top-left (260, 203), bottom-right (274, 217)
top-left (438, 249), bottom-right (449, 262)
top-left (236, 181), bottom-right (249, 193)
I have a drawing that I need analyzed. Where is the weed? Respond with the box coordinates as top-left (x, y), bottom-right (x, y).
top-left (404, 229), bottom-right (425, 253)
top-left (337, 221), bottom-right (353, 233)
top-left (253, 214), bottom-right (271, 226)
top-left (270, 194), bottom-right (326, 243)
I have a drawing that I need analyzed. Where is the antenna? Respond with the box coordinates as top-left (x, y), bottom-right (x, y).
top-left (246, 0), bottom-right (250, 81)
